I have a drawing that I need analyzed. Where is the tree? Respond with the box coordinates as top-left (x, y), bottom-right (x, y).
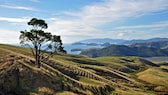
top-left (19, 18), bottom-right (66, 68)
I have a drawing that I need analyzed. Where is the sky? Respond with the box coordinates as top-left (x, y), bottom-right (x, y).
top-left (0, 0), bottom-right (168, 44)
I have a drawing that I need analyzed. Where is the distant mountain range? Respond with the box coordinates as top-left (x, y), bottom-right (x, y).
top-left (73, 38), bottom-right (126, 44)
top-left (130, 41), bottom-right (168, 49)
top-left (79, 38), bottom-right (168, 57)
top-left (123, 38), bottom-right (168, 45)
top-left (72, 38), bottom-right (168, 45)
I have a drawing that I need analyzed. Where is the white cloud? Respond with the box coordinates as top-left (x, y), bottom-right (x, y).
top-left (0, 29), bottom-right (20, 44)
top-left (48, 0), bottom-right (168, 43)
top-left (118, 33), bottom-right (124, 37)
top-left (0, 4), bottom-right (38, 11)
top-left (47, 18), bottom-right (100, 43)
top-left (0, 17), bottom-right (30, 23)
top-left (66, 0), bottom-right (168, 26)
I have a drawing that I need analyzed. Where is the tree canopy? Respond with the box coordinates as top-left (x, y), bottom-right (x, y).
top-left (20, 18), bottom-right (66, 68)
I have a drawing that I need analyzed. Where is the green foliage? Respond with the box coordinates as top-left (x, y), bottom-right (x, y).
top-left (19, 18), bottom-right (66, 67)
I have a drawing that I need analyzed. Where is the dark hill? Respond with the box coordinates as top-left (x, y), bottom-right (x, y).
top-left (80, 44), bottom-right (168, 58)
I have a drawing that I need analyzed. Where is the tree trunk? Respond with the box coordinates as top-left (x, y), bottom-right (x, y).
top-left (37, 56), bottom-right (41, 68)
top-left (35, 45), bottom-right (41, 68)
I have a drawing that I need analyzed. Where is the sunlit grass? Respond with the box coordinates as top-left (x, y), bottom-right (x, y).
top-left (137, 68), bottom-right (168, 86)
top-left (55, 91), bottom-right (77, 95)
top-left (79, 76), bottom-right (106, 86)
top-left (0, 44), bottom-right (32, 56)
top-left (112, 88), bottom-right (155, 95)
top-left (94, 56), bottom-right (128, 71)
top-left (1, 44), bottom-right (168, 94)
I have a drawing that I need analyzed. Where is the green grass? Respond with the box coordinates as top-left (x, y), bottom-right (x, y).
top-left (55, 91), bottom-right (77, 95)
top-left (112, 88), bottom-right (155, 95)
top-left (0, 44), bottom-right (32, 56)
top-left (94, 57), bottom-right (130, 72)
top-left (94, 56), bottom-right (141, 67)
top-left (1, 44), bottom-right (168, 95)
top-left (79, 76), bottom-right (106, 86)
top-left (137, 67), bottom-right (168, 87)
top-left (94, 56), bottom-right (158, 74)
top-left (95, 56), bottom-right (125, 66)
top-left (0, 49), bottom-right (9, 55)
top-left (95, 56), bottom-right (145, 66)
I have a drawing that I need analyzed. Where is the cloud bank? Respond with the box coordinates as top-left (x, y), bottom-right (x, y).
top-left (0, 29), bottom-right (20, 44)
top-left (48, 0), bottom-right (168, 43)
top-left (0, 17), bottom-right (30, 23)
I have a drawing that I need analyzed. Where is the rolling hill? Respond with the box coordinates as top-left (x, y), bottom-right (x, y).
top-left (80, 44), bottom-right (168, 58)
top-left (67, 38), bottom-right (168, 54)
top-left (0, 44), bottom-right (168, 95)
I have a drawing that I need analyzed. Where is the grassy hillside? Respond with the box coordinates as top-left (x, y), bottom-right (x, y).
top-left (0, 44), bottom-right (168, 95)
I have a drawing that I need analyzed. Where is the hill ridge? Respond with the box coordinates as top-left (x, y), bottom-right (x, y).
top-left (1, 44), bottom-right (167, 95)
top-left (0, 46), bottom-right (115, 94)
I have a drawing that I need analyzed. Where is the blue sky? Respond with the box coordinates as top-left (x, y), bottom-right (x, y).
top-left (0, 0), bottom-right (168, 44)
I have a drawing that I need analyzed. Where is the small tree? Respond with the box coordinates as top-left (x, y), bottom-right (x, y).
top-left (20, 18), bottom-right (66, 68)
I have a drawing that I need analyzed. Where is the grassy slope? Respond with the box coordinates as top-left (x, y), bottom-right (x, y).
top-left (0, 48), bottom-right (63, 95)
top-left (94, 56), bottom-right (157, 73)
top-left (137, 67), bottom-right (168, 86)
top-left (0, 44), bottom-right (168, 95)
top-left (0, 44), bottom-right (111, 95)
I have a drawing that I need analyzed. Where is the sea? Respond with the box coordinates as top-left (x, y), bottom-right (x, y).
top-left (63, 44), bottom-right (103, 54)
